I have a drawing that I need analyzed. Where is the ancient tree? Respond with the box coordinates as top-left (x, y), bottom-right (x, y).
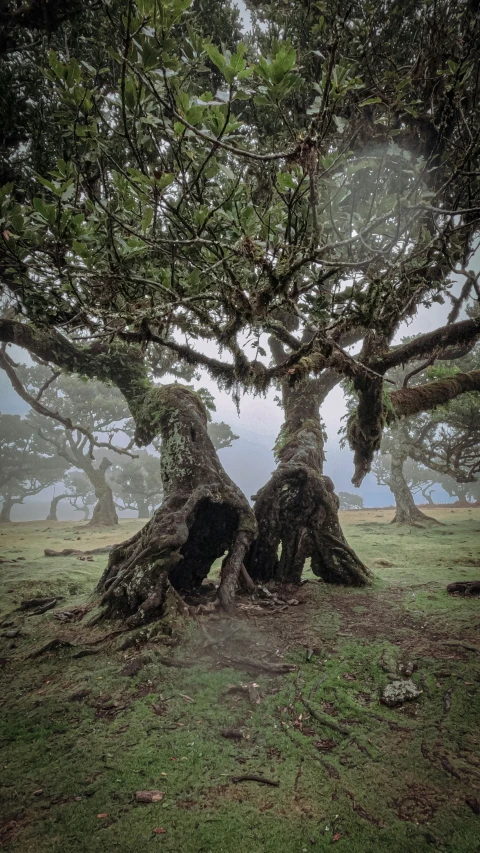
top-left (1, 0), bottom-right (480, 622)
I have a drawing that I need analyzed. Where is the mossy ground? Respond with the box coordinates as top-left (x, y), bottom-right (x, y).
top-left (0, 508), bottom-right (479, 852)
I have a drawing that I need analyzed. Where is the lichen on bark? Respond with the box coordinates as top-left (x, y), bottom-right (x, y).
top-left (245, 376), bottom-right (370, 587)
top-left (98, 383), bottom-right (256, 624)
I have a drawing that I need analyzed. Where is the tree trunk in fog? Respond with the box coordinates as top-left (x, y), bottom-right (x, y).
top-left (98, 385), bottom-right (256, 625)
top-left (389, 448), bottom-right (441, 526)
top-left (245, 374), bottom-right (370, 586)
top-left (46, 493), bottom-right (67, 521)
top-left (0, 496), bottom-right (15, 523)
top-left (136, 498), bottom-right (151, 519)
top-left (86, 457), bottom-right (118, 527)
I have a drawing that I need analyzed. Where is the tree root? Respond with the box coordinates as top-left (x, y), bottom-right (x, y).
top-left (247, 468), bottom-right (370, 586)
top-left (447, 581), bottom-right (480, 596)
top-left (231, 775), bottom-right (279, 787)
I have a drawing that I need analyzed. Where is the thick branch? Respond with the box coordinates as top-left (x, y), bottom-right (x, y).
top-left (390, 370), bottom-right (480, 419)
top-left (377, 318), bottom-right (480, 372)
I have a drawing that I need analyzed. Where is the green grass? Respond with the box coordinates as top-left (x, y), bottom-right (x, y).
top-left (0, 508), bottom-right (479, 852)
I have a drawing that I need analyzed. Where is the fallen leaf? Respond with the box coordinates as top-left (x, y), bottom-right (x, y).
top-left (97, 813), bottom-right (108, 819)
top-left (333, 833), bottom-right (342, 842)
top-left (136, 790), bottom-right (164, 803)
top-left (154, 827), bottom-right (167, 834)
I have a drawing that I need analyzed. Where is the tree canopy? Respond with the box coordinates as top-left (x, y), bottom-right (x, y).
top-left (1, 0), bottom-right (480, 618)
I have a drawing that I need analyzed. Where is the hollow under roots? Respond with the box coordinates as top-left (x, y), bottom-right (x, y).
top-left (97, 485), bottom-right (254, 626)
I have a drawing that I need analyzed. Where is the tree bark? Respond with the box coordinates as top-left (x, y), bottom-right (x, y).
top-left (389, 450), bottom-right (442, 526)
top-left (245, 376), bottom-right (370, 586)
top-left (46, 493), bottom-right (68, 521)
top-left (136, 498), bottom-right (151, 519)
top-left (98, 385), bottom-right (256, 625)
top-left (86, 458), bottom-right (118, 527)
top-left (0, 496), bottom-right (14, 523)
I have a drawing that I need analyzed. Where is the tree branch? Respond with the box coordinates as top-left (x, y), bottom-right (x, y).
top-left (376, 318), bottom-right (480, 372)
top-left (390, 370), bottom-right (480, 419)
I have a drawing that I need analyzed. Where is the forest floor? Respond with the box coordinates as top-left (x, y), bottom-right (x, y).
top-left (0, 507), bottom-right (479, 853)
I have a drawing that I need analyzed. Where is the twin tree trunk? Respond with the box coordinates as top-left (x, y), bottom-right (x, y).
top-left (245, 377), bottom-right (370, 586)
top-left (98, 386), bottom-right (256, 625)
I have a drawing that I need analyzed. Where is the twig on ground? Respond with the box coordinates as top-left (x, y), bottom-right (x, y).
top-left (231, 775), bottom-right (279, 787)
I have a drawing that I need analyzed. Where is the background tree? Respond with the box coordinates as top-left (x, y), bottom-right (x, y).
top-left (46, 471), bottom-right (97, 521)
top-left (375, 343), bottom-right (480, 525)
top-left (338, 492), bottom-right (364, 511)
top-left (110, 451), bottom-right (163, 519)
top-left (0, 413), bottom-right (68, 522)
top-left (2, 364), bottom-right (135, 526)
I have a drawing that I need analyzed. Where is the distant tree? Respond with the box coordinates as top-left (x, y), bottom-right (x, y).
top-left (5, 365), bottom-right (135, 526)
top-left (110, 452), bottom-right (162, 519)
top-left (0, 414), bottom-right (68, 522)
top-left (338, 492), bottom-right (364, 511)
top-left (46, 471), bottom-right (96, 521)
top-left (375, 342), bottom-right (480, 526)
top-left (435, 473), bottom-right (480, 507)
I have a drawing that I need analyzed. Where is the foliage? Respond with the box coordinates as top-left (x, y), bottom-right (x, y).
top-left (0, 413), bottom-right (68, 517)
top-left (338, 490), bottom-right (364, 510)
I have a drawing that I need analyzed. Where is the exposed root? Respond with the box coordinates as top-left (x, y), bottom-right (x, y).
top-left (98, 485), bottom-right (255, 625)
top-left (246, 468), bottom-right (370, 586)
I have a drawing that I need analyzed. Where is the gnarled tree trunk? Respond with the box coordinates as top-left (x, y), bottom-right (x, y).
top-left (46, 493), bottom-right (67, 521)
top-left (98, 385), bottom-right (256, 625)
top-left (245, 376), bottom-right (370, 586)
top-left (389, 449), bottom-right (441, 526)
top-left (86, 457), bottom-right (118, 527)
top-left (0, 496), bottom-right (16, 523)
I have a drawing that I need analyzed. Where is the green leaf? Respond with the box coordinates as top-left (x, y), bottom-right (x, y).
top-left (358, 96), bottom-right (382, 107)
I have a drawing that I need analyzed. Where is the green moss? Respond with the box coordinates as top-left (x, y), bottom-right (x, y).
top-left (1, 510), bottom-right (479, 851)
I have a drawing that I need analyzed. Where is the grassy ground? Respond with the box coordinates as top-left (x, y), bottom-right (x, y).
top-left (0, 508), bottom-right (479, 852)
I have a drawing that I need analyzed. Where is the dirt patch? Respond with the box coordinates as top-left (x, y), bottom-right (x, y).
top-left (393, 784), bottom-right (444, 823)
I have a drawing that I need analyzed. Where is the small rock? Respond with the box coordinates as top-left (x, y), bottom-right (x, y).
top-left (222, 728), bottom-right (243, 741)
top-left (381, 679), bottom-right (422, 708)
top-left (398, 660), bottom-right (417, 677)
top-left (135, 790), bottom-right (163, 803)
top-left (2, 629), bottom-right (19, 638)
top-left (120, 655), bottom-right (147, 677)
